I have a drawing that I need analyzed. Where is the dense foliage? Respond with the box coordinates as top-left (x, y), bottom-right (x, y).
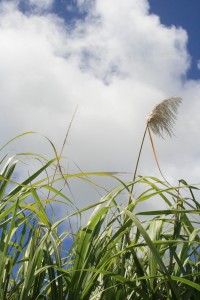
top-left (0, 133), bottom-right (200, 300)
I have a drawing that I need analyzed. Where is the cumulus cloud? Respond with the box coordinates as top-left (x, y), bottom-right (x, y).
top-left (0, 0), bottom-right (200, 214)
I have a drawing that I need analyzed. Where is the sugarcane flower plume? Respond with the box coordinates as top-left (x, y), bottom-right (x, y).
top-left (146, 96), bottom-right (182, 138)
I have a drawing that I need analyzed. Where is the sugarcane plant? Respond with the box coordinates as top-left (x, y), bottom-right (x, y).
top-left (0, 98), bottom-right (200, 299)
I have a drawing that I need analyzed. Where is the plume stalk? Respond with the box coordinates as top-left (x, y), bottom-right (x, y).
top-left (129, 96), bottom-right (182, 204)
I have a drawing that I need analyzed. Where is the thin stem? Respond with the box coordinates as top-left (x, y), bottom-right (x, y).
top-left (147, 125), bottom-right (170, 186)
top-left (128, 125), bottom-right (148, 205)
top-left (48, 106), bottom-right (78, 199)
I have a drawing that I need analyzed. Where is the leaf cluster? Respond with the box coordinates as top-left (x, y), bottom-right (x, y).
top-left (0, 134), bottom-right (200, 300)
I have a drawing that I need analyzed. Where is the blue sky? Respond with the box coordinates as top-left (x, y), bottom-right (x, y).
top-left (149, 0), bottom-right (200, 79)
top-left (1, 0), bottom-right (200, 216)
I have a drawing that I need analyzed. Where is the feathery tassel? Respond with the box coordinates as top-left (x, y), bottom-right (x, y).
top-left (146, 97), bottom-right (182, 138)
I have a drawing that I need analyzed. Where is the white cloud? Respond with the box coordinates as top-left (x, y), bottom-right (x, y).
top-left (0, 0), bottom-right (200, 215)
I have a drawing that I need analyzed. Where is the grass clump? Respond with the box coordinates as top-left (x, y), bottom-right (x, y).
top-left (1, 98), bottom-right (200, 299)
